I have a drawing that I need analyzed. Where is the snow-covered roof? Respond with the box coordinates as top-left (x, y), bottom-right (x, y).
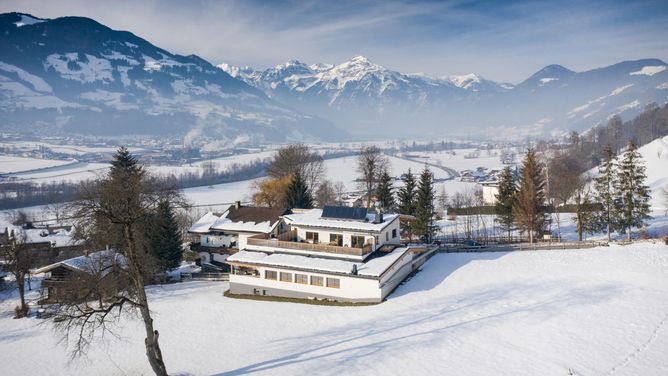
top-left (4, 225), bottom-right (78, 247)
top-left (227, 250), bottom-right (356, 274)
top-left (283, 209), bottom-right (399, 232)
top-left (189, 212), bottom-right (222, 233)
top-left (356, 247), bottom-right (410, 277)
top-left (227, 247), bottom-right (411, 278)
top-left (189, 206), bottom-right (286, 234)
top-left (34, 249), bottom-right (127, 276)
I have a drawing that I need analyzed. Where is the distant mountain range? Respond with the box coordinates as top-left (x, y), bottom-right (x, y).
top-left (0, 12), bottom-right (340, 144)
top-left (220, 56), bottom-right (668, 138)
top-left (1, 12), bottom-right (667, 143)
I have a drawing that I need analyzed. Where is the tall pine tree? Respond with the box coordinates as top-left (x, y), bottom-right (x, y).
top-left (375, 169), bottom-right (395, 212)
top-left (593, 145), bottom-right (618, 242)
top-left (614, 141), bottom-right (652, 241)
top-left (512, 149), bottom-right (546, 243)
top-left (495, 166), bottom-right (516, 241)
top-left (412, 167), bottom-right (436, 243)
top-left (283, 171), bottom-right (313, 209)
top-left (148, 199), bottom-right (183, 271)
top-left (397, 169), bottom-right (416, 215)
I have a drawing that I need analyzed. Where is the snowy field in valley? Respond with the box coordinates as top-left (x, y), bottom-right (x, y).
top-left (1, 242), bottom-right (667, 375)
top-left (0, 155), bottom-right (75, 174)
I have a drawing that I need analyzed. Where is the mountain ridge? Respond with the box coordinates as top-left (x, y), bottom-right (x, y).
top-left (0, 12), bottom-right (342, 145)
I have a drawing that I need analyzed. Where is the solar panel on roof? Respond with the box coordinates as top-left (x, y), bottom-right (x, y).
top-left (321, 205), bottom-right (368, 221)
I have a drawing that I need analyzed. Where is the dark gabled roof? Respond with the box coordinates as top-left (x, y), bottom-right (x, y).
top-left (225, 205), bottom-right (290, 226)
top-left (321, 206), bottom-right (368, 221)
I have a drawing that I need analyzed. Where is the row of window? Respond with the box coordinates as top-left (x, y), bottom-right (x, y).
top-left (305, 229), bottom-right (397, 247)
top-left (264, 270), bottom-right (340, 288)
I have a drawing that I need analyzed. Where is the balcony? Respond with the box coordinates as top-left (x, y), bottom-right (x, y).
top-left (247, 230), bottom-right (373, 257)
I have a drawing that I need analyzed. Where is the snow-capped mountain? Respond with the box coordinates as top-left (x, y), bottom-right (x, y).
top-left (219, 56), bottom-right (668, 138)
top-left (0, 12), bottom-right (340, 143)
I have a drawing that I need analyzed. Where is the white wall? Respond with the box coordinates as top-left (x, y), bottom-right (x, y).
top-left (230, 266), bottom-right (382, 301)
top-left (294, 217), bottom-right (401, 250)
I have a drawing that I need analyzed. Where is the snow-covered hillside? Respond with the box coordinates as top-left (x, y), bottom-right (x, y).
top-left (1, 242), bottom-right (667, 375)
top-left (637, 135), bottom-right (668, 209)
top-left (0, 12), bottom-right (339, 142)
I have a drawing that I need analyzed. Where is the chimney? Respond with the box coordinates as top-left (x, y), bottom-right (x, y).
top-left (235, 201), bottom-right (241, 209)
top-left (374, 211), bottom-right (383, 224)
top-left (351, 264), bottom-right (358, 275)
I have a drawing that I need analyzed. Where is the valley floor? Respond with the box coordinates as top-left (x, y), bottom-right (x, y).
top-left (1, 242), bottom-right (668, 375)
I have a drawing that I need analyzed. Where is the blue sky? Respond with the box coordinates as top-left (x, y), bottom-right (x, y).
top-left (2, 0), bottom-right (667, 82)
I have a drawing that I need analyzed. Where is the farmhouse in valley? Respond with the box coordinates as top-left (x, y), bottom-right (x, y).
top-left (224, 205), bottom-right (436, 303)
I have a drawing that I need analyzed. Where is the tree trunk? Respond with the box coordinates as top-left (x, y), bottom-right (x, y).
top-left (555, 211), bottom-right (562, 242)
top-left (124, 225), bottom-right (168, 376)
top-left (17, 273), bottom-right (27, 312)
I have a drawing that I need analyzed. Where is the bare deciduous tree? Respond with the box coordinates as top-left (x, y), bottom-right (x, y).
top-left (266, 144), bottom-right (325, 191)
top-left (547, 152), bottom-right (584, 241)
top-left (57, 147), bottom-right (183, 376)
top-left (356, 146), bottom-right (389, 208)
top-left (1, 228), bottom-right (38, 318)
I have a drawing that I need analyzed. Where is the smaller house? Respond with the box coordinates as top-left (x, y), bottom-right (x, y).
top-left (189, 202), bottom-right (289, 268)
top-left (35, 249), bottom-right (128, 304)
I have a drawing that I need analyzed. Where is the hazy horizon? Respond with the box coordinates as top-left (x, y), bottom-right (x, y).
top-left (2, 0), bottom-right (668, 83)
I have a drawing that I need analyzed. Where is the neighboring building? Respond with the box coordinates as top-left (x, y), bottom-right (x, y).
top-left (481, 181), bottom-right (500, 205)
top-left (188, 202), bottom-right (289, 268)
top-left (226, 205), bottom-right (436, 303)
top-left (35, 249), bottom-right (128, 304)
top-left (1, 224), bottom-right (84, 268)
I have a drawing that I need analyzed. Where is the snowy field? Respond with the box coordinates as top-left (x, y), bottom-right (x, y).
top-left (0, 155), bottom-right (75, 174)
top-left (1, 242), bottom-right (667, 375)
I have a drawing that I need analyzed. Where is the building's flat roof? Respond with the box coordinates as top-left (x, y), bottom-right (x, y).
top-left (283, 209), bottom-right (399, 233)
top-left (227, 247), bottom-right (411, 278)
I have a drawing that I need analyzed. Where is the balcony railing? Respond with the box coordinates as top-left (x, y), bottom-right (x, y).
top-left (247, 230), bottom-right (373, 257)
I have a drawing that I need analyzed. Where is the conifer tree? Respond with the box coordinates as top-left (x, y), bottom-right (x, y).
top-left (572, 177), bottom-right (598, 241)
top-left (283, 171), bottom-right (313, 209)
top-left (512, 149), bottom-right (546, 243)
top-left (148, 199), bottom-right (183, 271)
top-left (495, 166), bottom-right (516, 241)
top-left (614, 141), bottom-right (652, 241)
top-left (375, 169), bottom-right (395, 211)
top-left (593, 145), bottom-right (618, 241)
top-left (397, 169), bottom-right (416, 215)
top-left (412, 167), bottom-right (436, 243)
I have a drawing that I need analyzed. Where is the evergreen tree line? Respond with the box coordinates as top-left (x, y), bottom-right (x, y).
top-left (494, 142), bottom-right (651, 243)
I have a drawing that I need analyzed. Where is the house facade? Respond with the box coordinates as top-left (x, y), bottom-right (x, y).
top-left (226, 206), bottom-right (436, 303)
top-left (188, 202), bottom-right (289, 268)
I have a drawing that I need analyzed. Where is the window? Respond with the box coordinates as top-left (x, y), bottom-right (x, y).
top-left (386, 232), bottom-right (389, 241)
top-left (310, 276), bottom-right (324, 286)
top-left (305, 231), bottom-right (319, 243)
top-left (351, 235), bottom-right (365, 248)
top-left (329, 233), bottom-right (343, 246)
top-left (265, 270), bottom-right (277, 280)
top-left (295, 274), bottom-right (308, 284)
top-left (326, 278), bottom-right (340, 288)
top-left (392, 229), bottom-right (397, 238)
top-left (280, 272), bottom-right (292, 282)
